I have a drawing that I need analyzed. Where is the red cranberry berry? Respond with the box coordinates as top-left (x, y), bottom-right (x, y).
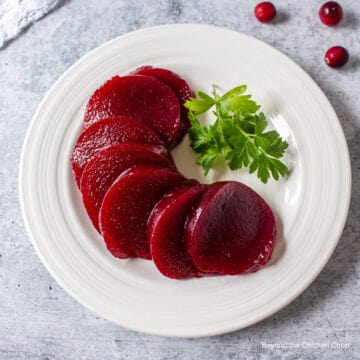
top-left (254, 2), bottom-right (277, 23)
top-left (325, 46), bottom-right (349, 68)
top-left (319, 2), bottom-right (343, 26)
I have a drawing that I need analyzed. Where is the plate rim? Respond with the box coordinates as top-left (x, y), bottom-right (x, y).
top-left (19, 23), bottom-right (352, 338)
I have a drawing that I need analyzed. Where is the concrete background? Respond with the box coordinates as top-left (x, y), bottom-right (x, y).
top-left (0, 0), bottom-right (359, 359)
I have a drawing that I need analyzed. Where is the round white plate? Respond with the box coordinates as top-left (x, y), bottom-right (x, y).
top-left (19, 24), bottom-right (351, 337)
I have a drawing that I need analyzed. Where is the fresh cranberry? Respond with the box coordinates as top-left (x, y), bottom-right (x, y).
top-left (319, 2), bottom-right (343, 26)
top-left (254, 2), bottom-right (277, 23)
top-left (325, 46), bottom-right (349, 68)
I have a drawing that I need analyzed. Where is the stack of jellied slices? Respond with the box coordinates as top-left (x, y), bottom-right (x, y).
top-left (71, 66), bottom-right (277, 280)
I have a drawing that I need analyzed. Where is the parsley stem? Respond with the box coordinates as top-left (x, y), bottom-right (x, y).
top-left (238, 126), bottom-right (250, 139)
top-left (211, 84), bottom-right (219, 100)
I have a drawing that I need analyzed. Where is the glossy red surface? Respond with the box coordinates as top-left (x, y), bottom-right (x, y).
top-left (254, 2), bottom-right (277, 23)
top-left (325, 46), bottom-right (349, 68)
top-left (83, 75), bottom-right (181, 147)
top-left (148, 184), bottom-right (207, 279)
top-left (132, 66), bottom-right (194, 144)
top-left (81, 143), bottom-right (174, 231)
top-left (319, 1), bottom-right (343, 26)
top-left (71, 117), bottom-right (164, 187)
top-left (186, 181), bottom-right (276, 275)
top-left (99, 166), bottom-right (188, 259)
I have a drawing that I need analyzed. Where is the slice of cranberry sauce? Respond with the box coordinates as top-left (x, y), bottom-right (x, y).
top-left (83, 75), bottom-right (181, 148)
top-left (71, 116), bottom-right (165, 187)
top-left (132, 66), bottom-right (194, 144)
top-left (81, 143), bottom-right (174, 232)
top-left (186, 181), bottom-right (276, 275)
top-left (148, 184), bottom-right (208, 279)
top-left (99, 165), bottom-right (193, 260)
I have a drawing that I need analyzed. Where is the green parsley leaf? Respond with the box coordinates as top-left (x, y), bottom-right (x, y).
top-left (184, 98), bottom-right (214, 115)
top-left (223, 95), bottom-right (260, 115)
top-left (220, 85), bottom-right (247, 100)
top-left (197, 91), bottom-right (215, 104)
top-left (184, 84), bottom-right (289, 183)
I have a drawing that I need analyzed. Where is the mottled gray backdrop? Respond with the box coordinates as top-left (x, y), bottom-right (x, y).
top-left (0, 0), bottom-right (359, 359)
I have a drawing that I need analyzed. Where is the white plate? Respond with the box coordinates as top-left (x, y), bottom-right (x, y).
top-left (19, 24), bottom-right (351, 338)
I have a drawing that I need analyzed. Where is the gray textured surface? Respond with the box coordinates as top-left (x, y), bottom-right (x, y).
top-left (0, 0), bottom-right (63, 48)
top-left (0, 0), bottom-right (359, 359)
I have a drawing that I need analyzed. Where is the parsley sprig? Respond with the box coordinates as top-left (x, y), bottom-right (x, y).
top-left (184, 85), bottom-right (289, 183)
